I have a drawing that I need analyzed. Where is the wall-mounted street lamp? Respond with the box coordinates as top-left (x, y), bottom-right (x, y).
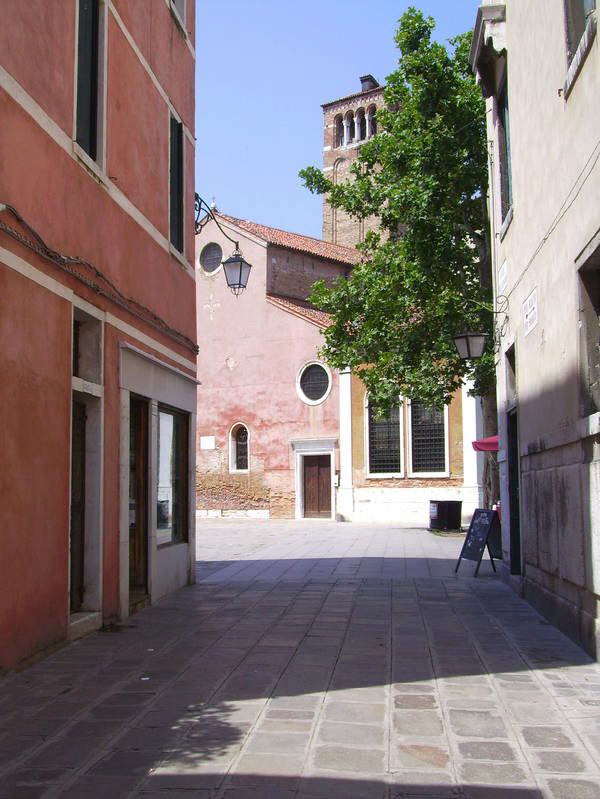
top-left (452, 295), bottom-right (508, 360)
top-left (195, 193), bottom-right (252, 296)
top-left (453, 331), bottom-right (488, 360)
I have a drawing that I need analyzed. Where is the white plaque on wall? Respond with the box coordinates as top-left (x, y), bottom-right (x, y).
top-left (523, 289), bottom-right (538, 336)
top-left (200, 436), bottom-right (216, 450)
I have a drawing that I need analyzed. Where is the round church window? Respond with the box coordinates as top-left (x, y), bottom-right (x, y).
top-left (199, 242), bottom-right (223, 273)
top-left (297, 362), bottom-right (331, 405)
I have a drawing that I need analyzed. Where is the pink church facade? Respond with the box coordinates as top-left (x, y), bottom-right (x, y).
top-left (195, 214), bottom-right (357, 519)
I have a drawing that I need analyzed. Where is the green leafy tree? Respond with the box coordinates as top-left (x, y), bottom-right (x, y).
top-left (300, 8), bottom-right (497, 439)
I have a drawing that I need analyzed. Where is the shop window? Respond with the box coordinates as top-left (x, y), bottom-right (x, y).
top-left (366, 399), bottom-right (403, 475)
top-left (157, 406), bottom-right (189, 546)
top-left (409, 401), bottom-right (448, 476)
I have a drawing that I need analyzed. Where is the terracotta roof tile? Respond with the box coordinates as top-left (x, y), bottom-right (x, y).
top-left (266, 293), bottom-right (332, 329)
top-left (216, 213), bottom-right (361, 266)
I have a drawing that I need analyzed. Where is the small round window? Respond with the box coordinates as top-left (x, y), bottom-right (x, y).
top-left (200, 242), bottom-right (223, 273)
top-left (298, 363), bottom-right (331, 404)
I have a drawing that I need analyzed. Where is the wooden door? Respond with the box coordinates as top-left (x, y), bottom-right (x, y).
top-left (70, 400), bottom-right (86, 613)
top-left (129, 398), bottom-right (148, 593)
top-left (303, 455), bottom-right (331, 518)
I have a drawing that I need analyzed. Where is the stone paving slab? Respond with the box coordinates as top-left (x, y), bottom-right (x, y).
top-left (1, 520), bottom-right (600, 798)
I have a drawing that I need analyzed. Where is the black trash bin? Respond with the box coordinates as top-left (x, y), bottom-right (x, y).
top-left (429, 500), bottom-right (462, 531)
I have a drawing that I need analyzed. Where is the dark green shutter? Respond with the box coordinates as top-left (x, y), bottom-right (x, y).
top-left (169, 116), bottom-right (184, 252)
top-left (76, 0), bottom-right (99, 160)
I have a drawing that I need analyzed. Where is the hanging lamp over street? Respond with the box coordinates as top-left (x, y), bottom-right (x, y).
top-left (222, 249), bottom-right (252, 297)
top-left (195, 193), bottom-right (252, 296)
top-left (453, 331), bottom-right (488, 360)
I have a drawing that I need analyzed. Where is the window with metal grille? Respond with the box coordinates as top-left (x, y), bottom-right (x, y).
top-left (367, 402), bottom-right (402, 474)
top-left (169, 116), bottom-right (184, 253)
top-left (200, 242), bottom-right (222, 273)
top-left (235, 426), bottom-right (248, 471)
top-left (299, 364), bottom-right (330, 403)
top-left (410, 402), bottom-right (446, 474)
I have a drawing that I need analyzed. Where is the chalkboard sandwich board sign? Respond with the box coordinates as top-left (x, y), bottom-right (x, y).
top-left (455, 509), bottom-right (502, 577)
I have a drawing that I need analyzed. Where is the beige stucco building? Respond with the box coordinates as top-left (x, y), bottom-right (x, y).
top-left (471, 0), bottom-right (600, 654)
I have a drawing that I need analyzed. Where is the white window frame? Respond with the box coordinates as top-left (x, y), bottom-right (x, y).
top-left (229, 422), bottom-right (250, 474)
top-left (364, 394), bottom-right (404, 479)
top-left (296, 361), bottom-right (333, 406)
top-left (406, 400), bottom-right (450, 478)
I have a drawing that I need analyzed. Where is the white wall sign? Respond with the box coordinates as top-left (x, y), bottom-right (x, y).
top-left (523, 289), bottom-right (538, 336)
top-left (200, 435), bottom-right (216, 450)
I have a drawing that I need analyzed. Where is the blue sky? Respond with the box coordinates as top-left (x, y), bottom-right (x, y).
top-left (195, 1), bottom-right (481, 239)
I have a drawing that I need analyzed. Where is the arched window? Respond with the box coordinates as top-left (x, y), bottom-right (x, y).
top-left (344, 111), bottom-right (355, 144)
top-left (366, 397), bottom-right (403, 476)
top-left (357, 108), bottom-right (366, 141)
top-left (229, 423), bottom-right (249, 472)
top-left (334, 115), bottom-right (344, 148)
top-left (367, 105), bottom-right (377, 138)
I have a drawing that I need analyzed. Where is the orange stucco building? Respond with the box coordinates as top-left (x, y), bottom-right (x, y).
top-left (0, 0), bottom-right (197, 673)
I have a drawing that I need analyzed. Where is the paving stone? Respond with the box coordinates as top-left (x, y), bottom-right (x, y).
top-left (545, 778), bottom-right (600, 799)
top-left (313, 745), bottom-right (386, 773)
top-left (392, 744), bottom-right (449, 770)
top-left (324, 702), bottom-right (386, 725)
top-left (447, 709), bottom-right (508, 739)
top-left (533, 748), bottom-right (589, 773)
top-left (57, 775), bottom-right (142, 798)
top-left (459, 761), bottom-right (530, 784)
top-left (317, 721), bottom-right (384, 747)
top-left (394, 711), bottom-right (444, 737)
top-left (519, 725), bottom-right (574, 749)
top-left (244, 731), bottom-right (309, 754)
top-left (394, 695), bottom-right (438, 710)
top-left (457, 741), bottom-right (516, 761)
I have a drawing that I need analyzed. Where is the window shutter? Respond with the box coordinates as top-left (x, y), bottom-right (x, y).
top-left (76, 0), bottom-right (99, 160)
top-left (170, 116), bottom-right (184, 252)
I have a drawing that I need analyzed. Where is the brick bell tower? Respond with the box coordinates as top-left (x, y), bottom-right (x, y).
top-left (322, 75), bottom-right (385, 248)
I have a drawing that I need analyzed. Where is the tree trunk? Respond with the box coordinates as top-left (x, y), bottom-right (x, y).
top-left (481, 392), bottom-right (500, 508)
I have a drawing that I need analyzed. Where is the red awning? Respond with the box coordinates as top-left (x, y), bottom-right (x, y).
top-left (472, 435), bottom-right (499, 452)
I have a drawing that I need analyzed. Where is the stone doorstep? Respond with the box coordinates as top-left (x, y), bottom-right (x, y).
top-left (67, 611), bottom-right (102, 642)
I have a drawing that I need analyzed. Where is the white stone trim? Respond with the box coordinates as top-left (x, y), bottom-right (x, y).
top-left (0, 246), bottom-right (196, 371)
top-left (291, 438), bottom-right (337, 520)
top-left (338, 369), bottom-right (353, 488)
top-left (364, 394), bottom-right (405, 479)
top-left (106, 313), bottom-right (196, 371)
top-left (109, 2), bottom-right (195, 145)
top-left (296, 361), bottom-right (333, 406)
top-left (0, 65), bottom-right (194, 275)
top-left (406, 400), bottom-right (450, 478)
top-left (461, 381), bottom-right (484, 504)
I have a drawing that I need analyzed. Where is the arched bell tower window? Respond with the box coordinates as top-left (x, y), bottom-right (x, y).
top-left (334, 115), bottom-right (344, 148)
top-left (229, 423), bottom-right (249, 472)
top-left (344, 111), bottom-right (355, 145)
top-left (357, 108), bottom-right (366, 141)
top-left (367, 105), bottom-right (377, 138)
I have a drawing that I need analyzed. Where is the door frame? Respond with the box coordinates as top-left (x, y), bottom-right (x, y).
top-left (291, 438), bottom-right (337, 520)
top-left (506, 408), bottom-right (522, 575)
